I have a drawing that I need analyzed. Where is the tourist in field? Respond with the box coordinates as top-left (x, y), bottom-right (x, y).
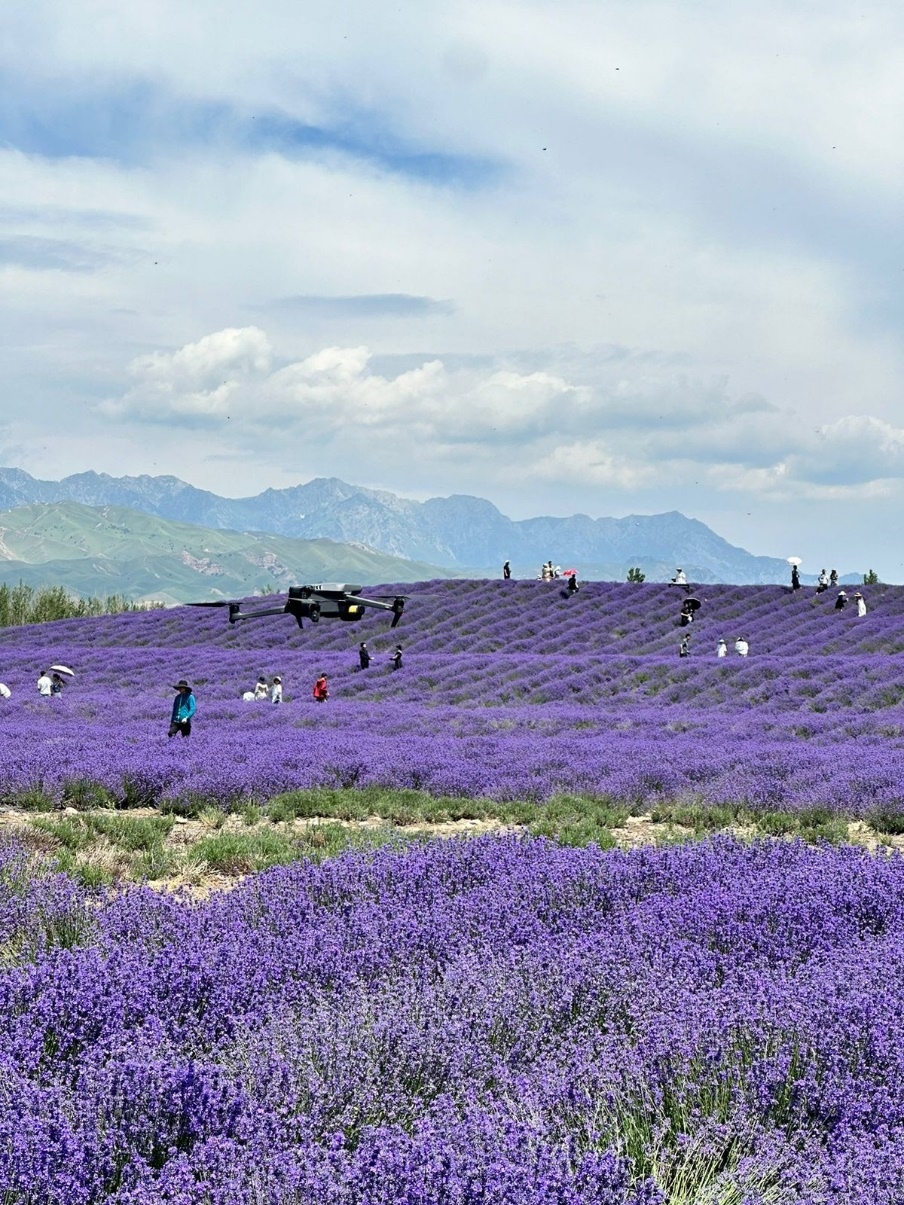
top-left (679, 634), bottom-right (690, 657)
top-left (716, 638), bottom-right (727, 657)
top-left (168, 680), bottom-right (195, 738)
top-left (566, 573), bottom-right (579, 594)
top-left (855, 592), bottom-right (867, 617)
top-left (358, 642), bottom-right (370, 670)
top-left (670, 568), bottom-right (691, 593)
top-left (36, 670), bottom-right (52, 696)
top-left (253, 676), bottom-right (269, 700)
top-left (679, 598), bottom-right (695, 625)
top-left (391, 645), bottom-right (403, 670)
top-left (816, 569), bottom-right (829, 593)
top-left (312, 673), bottom-right (329, 702)
top-left (503, 560), bottom-right (511, 580)
top-left (791, 565), bottom-right (801, 590)
top-left (50, 672), bottom-right (65, 696)
top-left (271, 676), bottom-right (283, 704)
top-left (734, 637), bottom-right (749, 656)
top-left (830, 569), bottom-right (839, 588)
top-left (835, 590), bottom-right (848, 611)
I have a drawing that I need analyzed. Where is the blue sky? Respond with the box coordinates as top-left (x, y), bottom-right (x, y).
top-left (1, 0), bottom-right (903, 576)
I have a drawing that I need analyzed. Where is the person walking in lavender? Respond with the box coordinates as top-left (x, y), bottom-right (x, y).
top-left (830, 569), bottom-right (839, 588)
top-left (679, 634), bottom-right (690, 657)
top-left (312, 673), bottom-right (329, 703)
top-left (391, 645), bottom-right (403, 671)
top-left (503, 560), bottom-right (511, 580)
top-left (854, 592), bottom-right (867, 617)
top-left (358, 642), bottom-right (370, 670)
top-left (816, 570), bottom-right (829, 594)
top-left (168, 680), bottom-right (195, 738)
top-left (37, 670), bottom-right (52, 697)
top-left (835, 590), bottom-right (848, 611)
top-left (716, 638), bottom-right (727, 658)
top-left (791, 565), bottom-right (801, 591)
top-left (270, 676), bottom-right (283, 704)
top-left (734, 637), bottom-right (749, 657)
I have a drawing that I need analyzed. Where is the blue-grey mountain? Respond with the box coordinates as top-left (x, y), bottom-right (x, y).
top-left (0, 468), bottom-right (845, 584)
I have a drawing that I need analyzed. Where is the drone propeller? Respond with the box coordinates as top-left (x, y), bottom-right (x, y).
top-left (187, 600), bottom-right (237, 608)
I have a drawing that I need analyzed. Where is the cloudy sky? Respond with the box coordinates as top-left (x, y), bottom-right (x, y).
top-left (2, 1), bottom-right (903, 574)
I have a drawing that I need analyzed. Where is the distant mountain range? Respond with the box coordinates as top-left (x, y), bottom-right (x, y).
top-left (0, 502), bottom-right (455, 603)
top-left (0, 467), bottom-right (847, 587)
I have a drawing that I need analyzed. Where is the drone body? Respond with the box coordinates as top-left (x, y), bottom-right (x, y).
top-left (193, 584), bottom-right (406, 630)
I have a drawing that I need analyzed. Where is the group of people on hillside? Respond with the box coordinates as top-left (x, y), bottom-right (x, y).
top-left (674, 560), bottom-right (871, 656)
top-left (36, 670), bottom-right (67, 696)
top-left (243, 675), bottom-right (283, 704)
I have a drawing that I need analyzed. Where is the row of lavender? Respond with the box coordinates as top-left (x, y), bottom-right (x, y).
top-left (3, 834), bottom-right (904, 1202)
top-left (0, 580), bottom-right (902, 811)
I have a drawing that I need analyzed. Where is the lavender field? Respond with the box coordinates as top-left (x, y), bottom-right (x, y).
top-left (1, 579), bottom-right (903, 816)
top-left (5, 833), bottom-right (904, 1202)
top-left (3, 582), bottom-right (904, 1202)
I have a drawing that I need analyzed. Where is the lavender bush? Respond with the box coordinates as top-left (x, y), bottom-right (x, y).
top-left (3, 834), bottom-right (904, 1201)
top-left (0, 580), bottom-right (902, 814)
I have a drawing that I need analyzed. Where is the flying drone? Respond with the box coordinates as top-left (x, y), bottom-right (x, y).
top-left (192, 584), bottom-right (406, 629)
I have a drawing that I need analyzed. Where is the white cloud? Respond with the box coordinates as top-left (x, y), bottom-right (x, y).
top-left (789, 415), bottom-right (904, 486)
top-left (104, 327), bottom-right (904, 509)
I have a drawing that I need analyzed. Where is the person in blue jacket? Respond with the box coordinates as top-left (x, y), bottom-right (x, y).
top-left (168, 679), bottom-right (196, 738)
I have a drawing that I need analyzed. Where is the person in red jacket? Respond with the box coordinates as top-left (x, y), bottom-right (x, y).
top-left (312, 673), bottom-right (329, 703)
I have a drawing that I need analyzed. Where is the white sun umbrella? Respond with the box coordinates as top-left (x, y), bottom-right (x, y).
top-left (786, 557), bottom-right (803, 567)
top-left (50, 664), bottom-right (75, 677)
top-left (0, 683), bottom-right (10, 699)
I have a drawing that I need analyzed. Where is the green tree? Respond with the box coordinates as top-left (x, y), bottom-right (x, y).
top-left (863, 569), bottom-right (880, 585)
top-left (627, 567), bottom-right (646, 583)
top-left (0, 582), bottom-right (162, 627)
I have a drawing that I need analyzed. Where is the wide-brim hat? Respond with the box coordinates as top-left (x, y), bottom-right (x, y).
top-left (172, 679), bottom-right (191, 690)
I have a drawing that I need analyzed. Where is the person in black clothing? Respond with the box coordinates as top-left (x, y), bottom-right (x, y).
top-left (830, 569), bottom-right (839, 588)
top-left (679, 634), bottom-right (690, 657)
top-left (358, 642), bottom-right (370, 670)
top-left (502, 560), bottom-right (511, 580)
top-left (835, 590), bottom-right (848, 610)
top-left (791, 565), bottom-right (801, 590)
top-left (391, 645), bottom-right (403, 670)
top-left (566, 573), bottom-right (579, 594)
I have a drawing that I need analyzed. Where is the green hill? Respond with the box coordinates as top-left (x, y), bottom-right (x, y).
top-left (0, 502), bottom-right (455, 602)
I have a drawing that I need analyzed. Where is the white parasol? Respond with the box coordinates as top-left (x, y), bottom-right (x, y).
top-left (50, 665), bottom-right (75, 677)
top-left (0, 683), bottom-right (10, 699)
top-left (786, 557), bottom-right (802, 567)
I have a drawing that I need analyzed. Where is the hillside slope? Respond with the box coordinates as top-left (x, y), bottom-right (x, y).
top-left (0, 502), bottom-right (455, 601)
top-left (0, 467), bottom-right (831, 582)
top-left (0, 579), bottom-right (902, 811)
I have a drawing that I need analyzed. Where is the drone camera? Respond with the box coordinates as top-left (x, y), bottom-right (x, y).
top-left (339, 603), bottom-right (364, 621)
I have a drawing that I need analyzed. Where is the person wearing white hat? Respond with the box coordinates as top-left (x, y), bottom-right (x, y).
top-left (271, 676), bottom-right (283, 704)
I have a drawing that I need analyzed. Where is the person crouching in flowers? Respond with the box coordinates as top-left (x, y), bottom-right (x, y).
top-left (312, 673), bottom-right (329, 703)
top-left (168, 680), bottom-right (195, 738)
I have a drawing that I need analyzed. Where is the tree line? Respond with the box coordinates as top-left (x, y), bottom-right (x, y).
top-left (0, 583), bottom-right (162, 627)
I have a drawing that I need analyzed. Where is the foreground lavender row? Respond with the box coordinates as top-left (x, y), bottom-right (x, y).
top-left (3, 835), bottom-right (904, 1203)
top-left (0, 580), bottom-right (903, 811)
